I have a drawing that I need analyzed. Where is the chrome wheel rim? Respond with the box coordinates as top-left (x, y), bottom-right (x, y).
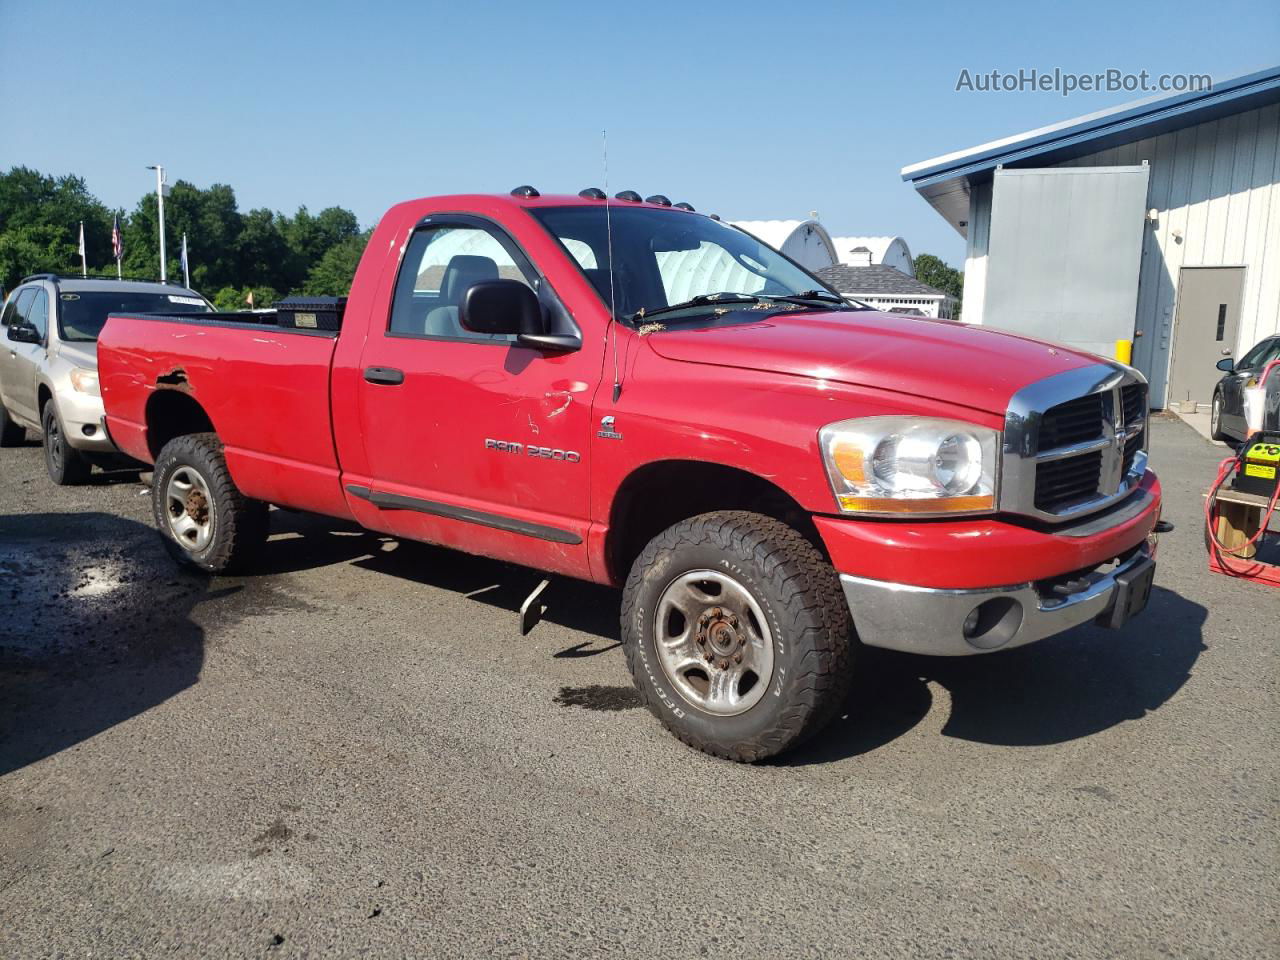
top-left (165, 466), bottom-right (215, 553)
top-left (654, 569), bottom-right (775, 716)
top-left (1211, 396), bottom-right (1221, 435)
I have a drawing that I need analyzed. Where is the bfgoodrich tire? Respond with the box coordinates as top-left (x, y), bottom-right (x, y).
top-left (152, 432), bottom-right (268, 573)
top-left (621, 511), bottom-right (854, 762)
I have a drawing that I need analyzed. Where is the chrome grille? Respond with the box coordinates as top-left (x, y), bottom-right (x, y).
top-left (1039, 394), bottom-right (1104, 450)
top-left (1001, 365), bottom-right (1150, 523)
top-left (1035, 450), bottom-right (1103, 512)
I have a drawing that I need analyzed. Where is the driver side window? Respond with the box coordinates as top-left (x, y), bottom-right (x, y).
top-left (388, 224), bottom-right (532, 342)
top-left (1237, 338), bottom-right (1273, 370)
top-left (25, 290), bottom-right (48, 340)
top-left (6, 289), bottom-right (35, 337)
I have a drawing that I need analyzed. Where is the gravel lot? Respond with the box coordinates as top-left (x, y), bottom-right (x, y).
top-left (1, 416), bottom-right (1276, 958)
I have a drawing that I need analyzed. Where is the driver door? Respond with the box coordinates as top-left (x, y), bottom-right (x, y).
top-left (1, 288), bottom-right (43, 423)
top-left (1223, 338), bottom-right (1279, 436)
top-left (353, 216), bottom-right (603, 578)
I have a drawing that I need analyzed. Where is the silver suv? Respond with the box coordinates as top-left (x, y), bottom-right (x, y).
top-left (0, 275), bottom-right (212, 483)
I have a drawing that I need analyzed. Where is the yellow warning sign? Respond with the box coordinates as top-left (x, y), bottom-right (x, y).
top-left (1245, 463), bottom-right (1277, 480)
top-left (1245, 442), bottom-right (1280, 463)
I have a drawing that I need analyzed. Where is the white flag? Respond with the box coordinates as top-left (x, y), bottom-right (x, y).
top-left (78, 221), bottom-right (86, 258)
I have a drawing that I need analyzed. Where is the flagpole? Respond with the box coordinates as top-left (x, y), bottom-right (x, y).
top-left (112, 213), bottom-right (123, 279)
top-left (147, 164), bottom-right (167, 282)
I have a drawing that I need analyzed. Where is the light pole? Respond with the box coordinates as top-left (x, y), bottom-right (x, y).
top-left (146, 164), bottom-right (168, 281)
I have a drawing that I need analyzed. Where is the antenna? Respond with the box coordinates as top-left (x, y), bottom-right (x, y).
top-left (604, 129), bottom-right (622, 402)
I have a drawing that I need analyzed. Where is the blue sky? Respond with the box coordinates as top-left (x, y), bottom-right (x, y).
top-left (3, 0), bottom-right (1277, 265)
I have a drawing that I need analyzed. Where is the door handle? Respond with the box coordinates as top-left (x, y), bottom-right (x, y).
top-left (363, 366), bottom-right (405, 385)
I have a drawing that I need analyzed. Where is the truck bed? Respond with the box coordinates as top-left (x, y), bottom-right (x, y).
top-left (99, 311), bottom-right (350, 517)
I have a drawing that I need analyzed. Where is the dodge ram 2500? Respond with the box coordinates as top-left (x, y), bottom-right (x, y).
top-left (98, 188), bottom-right (1162, 762)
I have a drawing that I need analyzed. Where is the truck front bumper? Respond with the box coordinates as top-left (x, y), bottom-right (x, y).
top-left (816, 472), bottom-right (1162, 656)
top-left (840, 544), bottom-right (1155, 656)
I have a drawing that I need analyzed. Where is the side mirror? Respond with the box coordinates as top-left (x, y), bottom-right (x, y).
top-left (460, 279), bottom-right (542, 336)
top-left (1216, 358), bottom-right (1235, 372)
top-left (7, 323), bottom-right (40, 344)
top-left (460, 279), bottom-right (581, 352)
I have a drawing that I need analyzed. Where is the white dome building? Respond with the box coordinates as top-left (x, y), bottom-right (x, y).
top-left (829, 236), bottom-right (914, 276)
top-left (729, 220), bottom-right (838, 272)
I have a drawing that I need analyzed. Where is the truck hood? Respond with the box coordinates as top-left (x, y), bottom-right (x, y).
top-left (644, 310), bottom-right (1103, 416)
top-left (56, 340), bottom-right (99, 371)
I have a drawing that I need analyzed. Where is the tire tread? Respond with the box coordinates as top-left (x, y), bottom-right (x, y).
top-left (152, 432), bottom-right (268, 573)
top-left (621, 510), bottom-right (854, 763)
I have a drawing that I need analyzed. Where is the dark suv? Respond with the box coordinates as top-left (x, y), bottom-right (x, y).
top-left (1212, 335), bottom-right (1280, 442)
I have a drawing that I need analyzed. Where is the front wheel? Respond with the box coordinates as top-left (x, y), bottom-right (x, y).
top-left (621, 511), bottom-right (854, 762)
top-left (1210, 392), bottom-right (1229, 441)
top-left (152, 432), bottom-right (268, 573)
top-left (43, 402), bottom-right (91, 485)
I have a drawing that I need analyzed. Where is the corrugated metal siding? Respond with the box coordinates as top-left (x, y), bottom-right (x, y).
top-left (963, 102), bottom-right (1280, 406)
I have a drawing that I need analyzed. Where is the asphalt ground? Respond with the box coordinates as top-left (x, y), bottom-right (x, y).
top-left (0, 416), bottom-right (1276, 958)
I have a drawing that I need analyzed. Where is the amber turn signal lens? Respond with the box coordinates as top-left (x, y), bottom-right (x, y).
top-left (835, 494), bottom-right (995, 514)
top-left (830, 440), bottom-right (866, 484)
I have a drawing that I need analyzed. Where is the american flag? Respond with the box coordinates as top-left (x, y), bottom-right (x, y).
top-left (111, 214), bottom-right (123, 261)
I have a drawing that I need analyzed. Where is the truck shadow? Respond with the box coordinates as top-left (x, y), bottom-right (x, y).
top-left (0, 512), bottom-right (208, 777)
top-left (243, 513), bottom-right (1209, 762)
top-left (782, 585), bottom-right (1208, 765)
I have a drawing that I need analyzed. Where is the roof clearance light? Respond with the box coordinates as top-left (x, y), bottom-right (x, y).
top-left (578, 187), bottom-right (606, 200)
top-left (645, 194), bottom-right (672, 206)
top-left (510, 185), bottom-right (541, 198)
top-left (673, 202), bottom-right (695, 211)
top-left (615, 190), bottom-right (642, 203)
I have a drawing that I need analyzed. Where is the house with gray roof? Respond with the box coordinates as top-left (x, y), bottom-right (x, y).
top-left (815, 263), bottom-right (957, 318)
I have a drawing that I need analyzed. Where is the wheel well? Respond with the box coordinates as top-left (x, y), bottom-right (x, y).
top-left (145, 389), bottom-right (214, 459)
top-left (606, 460), bottom-right (824, 583)
top-left (37, 383), bottom-right (52, 416)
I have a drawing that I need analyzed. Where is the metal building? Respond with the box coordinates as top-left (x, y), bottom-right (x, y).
top-left (902, 66), bottom-right (1280, 410)
top-left (829, 235), bottom-right (915, 276)
top-left (729, 220), bottom-right (838, 272)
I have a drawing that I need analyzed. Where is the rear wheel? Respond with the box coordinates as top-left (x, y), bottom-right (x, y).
top-left (1210, 391), bottom-right (1229, 441)
top-left (0, 402), bottom-right (24, 447)
top-left (621, 511), bottom-right (854, 762)
top-left (152, 432), bottom-right (268, 573)
top-left (42, 402), bottom-right (91, 485)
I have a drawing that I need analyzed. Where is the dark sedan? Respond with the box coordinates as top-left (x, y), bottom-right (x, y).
top-left (1212, 335), bottom-right (1280, 441)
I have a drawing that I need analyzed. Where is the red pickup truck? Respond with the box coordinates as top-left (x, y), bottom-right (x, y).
top-left (99, 188), bottom-right (1162, 761)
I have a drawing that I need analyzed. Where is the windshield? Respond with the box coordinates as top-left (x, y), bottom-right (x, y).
top-left (57, 290), bottom-right (212, 341)
top-left (529, 205), bottom-right (850, 321)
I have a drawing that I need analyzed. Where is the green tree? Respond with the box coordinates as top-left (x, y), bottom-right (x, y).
top-left (913, 253), bottom-right (964, 313)
top-left (0, 167), bottom-right (112, 288)
top-left (303, 231), bottom-right (370, 296)
top-left (1, 165), bottom-right (363, 303)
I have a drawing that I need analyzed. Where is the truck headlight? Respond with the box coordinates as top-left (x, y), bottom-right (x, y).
top-left (819, 416), bottom-right (999, 515)
top-left (69, 368), bottom-right (100, 396)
